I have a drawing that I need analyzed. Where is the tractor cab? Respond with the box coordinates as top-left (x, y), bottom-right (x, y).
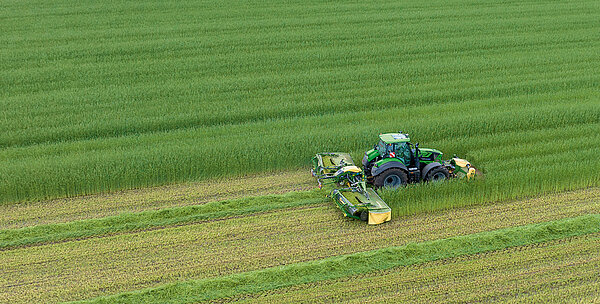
top-left (369, 133), bottom-right (444, 170)
top-left (374, 133), bottom-right (412, 165)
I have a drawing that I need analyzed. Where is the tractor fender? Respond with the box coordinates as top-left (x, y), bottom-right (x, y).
top-left (421, 162), bottom-right (443, 180)
top-left (371, 161), bottom-right (408, 177)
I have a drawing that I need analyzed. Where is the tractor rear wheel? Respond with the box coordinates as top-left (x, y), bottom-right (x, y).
top-left (360, 210), bottom-right (369, 221)
top-left (374, 169), bottom-right (408, 189)
top-left (426, 166), bottom-right (450, 182)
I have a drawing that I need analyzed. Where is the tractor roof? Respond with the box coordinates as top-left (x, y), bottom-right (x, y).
top-left (379, 133), bottom-right (410, 143)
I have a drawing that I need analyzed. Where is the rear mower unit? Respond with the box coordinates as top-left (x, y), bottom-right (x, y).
top-left (311, 132), bottom-right (478, 225)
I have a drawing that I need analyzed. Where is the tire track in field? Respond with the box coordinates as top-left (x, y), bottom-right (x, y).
top-left (0, 169), bottom-right (314, 229)
top-left (0, 188), bottom-right (598, 303)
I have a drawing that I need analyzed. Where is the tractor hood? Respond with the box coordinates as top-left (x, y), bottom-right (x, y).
top-left (419, 148), bottom-right (443, 162)
top-left (420, 148), bottom-right (442, 154)
top-left (373, 157), bottom-right (403, 167)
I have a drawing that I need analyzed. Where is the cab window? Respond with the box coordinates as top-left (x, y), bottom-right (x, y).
top-left (396, 142), bottom-right (411, 162)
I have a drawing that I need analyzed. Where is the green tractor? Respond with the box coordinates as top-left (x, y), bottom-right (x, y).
top-left (311, 132), bottom-right (477, 224)
top-left (362, 132), bottom-right (476, 188)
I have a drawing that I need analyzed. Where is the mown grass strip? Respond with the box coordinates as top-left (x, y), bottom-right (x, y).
top-left (239, 233), bottom-right (600, 303)
top-left (2, 188), bottom-right (597, 304)
top-left (0, 190), bottom-right (324, 249)
top-left (0, 169), bottom-right (313, 229)
top-left (73, 214), bottom-right (600, 304)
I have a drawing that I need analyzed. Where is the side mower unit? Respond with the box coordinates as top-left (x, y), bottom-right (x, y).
top-left (330, 188), bottom-right (391, 225)
top-left (312, 153), bottom-right (392, 225)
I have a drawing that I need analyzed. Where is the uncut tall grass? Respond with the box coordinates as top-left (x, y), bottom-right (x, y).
top-left (1, 0), bottom-right (599, 205)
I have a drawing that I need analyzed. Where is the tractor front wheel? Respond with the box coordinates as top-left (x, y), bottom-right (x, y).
top-left (374, 169), bottom-right (408, 189)
top-left (426, 166), bottom-right (450, 182)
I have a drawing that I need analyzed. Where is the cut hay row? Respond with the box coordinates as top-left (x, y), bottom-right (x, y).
top-left (0, 188), bottom-right (598, 303)
top-left (0, 190), bottom-right (325, 249)
top-left (1, 0), bottom-right (599, 204)
top-left (75, 215), bottom-right (600, 304)
top-left (233, 233), bottom-right (600, 304)
top-left (0, 169), bottom-right (313, 229)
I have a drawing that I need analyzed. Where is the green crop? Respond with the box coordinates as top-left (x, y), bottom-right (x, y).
top-left (3, 1), bottom-right (600, 303)
top-left (1, 0), bottom-right (600, 205)
top-left (1, 94), bottom-right (599, 205)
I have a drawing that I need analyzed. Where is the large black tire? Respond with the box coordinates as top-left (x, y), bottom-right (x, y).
top-left (425, 166), bottom-right (450, 182)
top-left (360, 210), bottom-right (369, 221)
top-left (374, 168), bottom-right (408, 189)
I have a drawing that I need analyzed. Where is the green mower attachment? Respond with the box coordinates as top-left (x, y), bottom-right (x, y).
top-left (447, 157), bottom-right (477, 179)
top-left (311, 152), bottom-right (355, 177)
top-left (312, 152), bottom-right (392, 225)
top-left (330, 187), bottom-right (391, 225)
top-left (315, 165), bottom-right (364, 189)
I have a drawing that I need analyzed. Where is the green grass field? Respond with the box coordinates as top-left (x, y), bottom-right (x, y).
top-left (2, 0), bottom-right (599, 207)
top-left (1, 0), bottom-right (599, 303)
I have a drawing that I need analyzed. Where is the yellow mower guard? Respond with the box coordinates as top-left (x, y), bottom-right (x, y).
top-left (368, 210), bottom-right (392, 225)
